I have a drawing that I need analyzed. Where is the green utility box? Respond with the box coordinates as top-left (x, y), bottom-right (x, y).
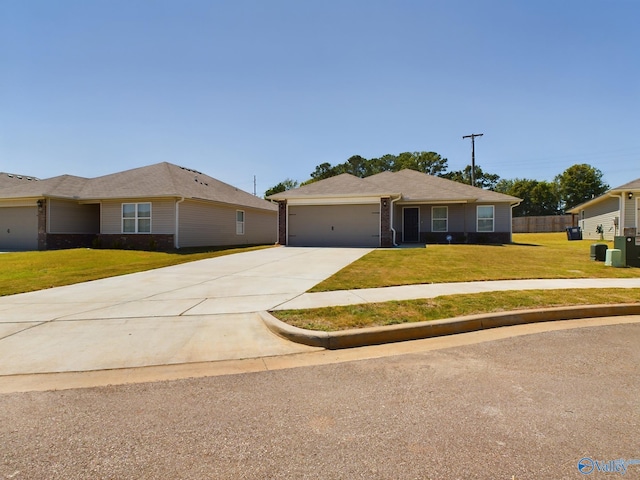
top-left (613, 236), bottom-right (640, 267)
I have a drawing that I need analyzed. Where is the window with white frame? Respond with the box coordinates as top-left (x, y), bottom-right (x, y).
top-left (432, 206), bottom-right (448, 232)
top-left (236, 210), bottom-right (245, 235)
top-left (477, 205), bottom-right (494, 232)
top-left (122, 203), bottom-right (151, 233)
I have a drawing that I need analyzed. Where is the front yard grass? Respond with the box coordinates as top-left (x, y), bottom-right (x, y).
top-left (311, 233), bottom-right (639, 292)
top-left (274, 233), bottom-right (640, 331)
top-left (0, 245), bottom-right (273, 296)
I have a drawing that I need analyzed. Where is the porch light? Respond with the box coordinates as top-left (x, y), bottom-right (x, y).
top-left (629, 193), bottom-right (634, 199)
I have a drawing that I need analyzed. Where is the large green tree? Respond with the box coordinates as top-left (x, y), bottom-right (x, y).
top-left (264, 178), bottom-right (299, 198)
top-left (390, 151), bottom-right (449, 176)
top-left (495, 178), bottom-right (560, 216)
top-left (441, 165), bottom-right (501, 190)
top-left (306, 151), bottom-right (449, 183)
top-left (555, 164), bottom-right (609, 211)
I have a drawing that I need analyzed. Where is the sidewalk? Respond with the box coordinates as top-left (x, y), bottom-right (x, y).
top-left (273, 277), bottom-right (640, 310)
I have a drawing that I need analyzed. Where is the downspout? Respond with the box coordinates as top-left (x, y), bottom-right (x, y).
top-left (175, 197), bottom-right (185, 249)
top-left (510, 201), bottom-right (521, 242)
top-left (390, 194), bottom-right (401, 246)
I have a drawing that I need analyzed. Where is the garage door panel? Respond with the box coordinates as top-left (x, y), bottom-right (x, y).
top-left (0, 207), bottom-right (38, 250)
top-left (289, 205), bottom-right (379, 247)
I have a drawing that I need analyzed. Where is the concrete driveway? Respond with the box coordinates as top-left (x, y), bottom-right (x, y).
top-left (0, 247), bottom-right (372, 376)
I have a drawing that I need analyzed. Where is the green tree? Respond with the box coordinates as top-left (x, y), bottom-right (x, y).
top-left (392, 151), bottom-right (448, 176)
top-left (495, 178), bottom-right (560, 216)
top-left (442, 165), bottom-right (500, 190)
top-left (309, 162), bottom-right (340, 181)
top-left (264, 178), bottom-right (299, 198)
top-left (307, 151), bottom-right (449, 182)
top-left (555, 164), bottom-right (609, 211)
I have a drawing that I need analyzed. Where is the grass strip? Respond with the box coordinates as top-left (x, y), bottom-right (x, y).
top-left (272, 288), bottom-right (640, 331)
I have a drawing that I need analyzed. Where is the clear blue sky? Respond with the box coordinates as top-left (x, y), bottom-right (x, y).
top-left (2, 0), bottom-right (638, 196)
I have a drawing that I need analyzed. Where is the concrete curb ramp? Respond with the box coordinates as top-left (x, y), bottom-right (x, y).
top-left (260, 303), bottom-right (640, 349)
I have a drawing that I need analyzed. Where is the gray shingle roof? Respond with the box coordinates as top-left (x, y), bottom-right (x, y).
top-left (269, 169), bottom-right (520, 204)
top-left (269, 173), bottom-right (394, 198)
top-left (0, 172), bottom-right (40, 189)
top-left (612, 177), bottom-right (640, 191)
top-left (0, 163), bottom-right (276, 212)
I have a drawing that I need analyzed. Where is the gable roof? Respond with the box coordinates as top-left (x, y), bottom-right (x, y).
top-left (0, 174), bottom-right (88, 198)
top-left (567, 177), bottom-right (640, 213)
top-left (269, 169), bottom-right (520, 204)
top-left (613, 177), bottom-right (640, 191)
top-left (269, 173), bottom-right (394, 199)
top-left (367, 169), bottom-right (519, 203)
top-left (0, 162), bottom-right (276, 212)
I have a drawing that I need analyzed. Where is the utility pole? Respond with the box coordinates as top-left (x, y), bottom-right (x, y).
top-left (253, 175), bottom-right (256, 196)
top-left (462, 133), bottom-right (483, 187)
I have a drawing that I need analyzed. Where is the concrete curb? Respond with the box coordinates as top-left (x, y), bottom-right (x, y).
top-left (260, 304), bottom-right (640, 349)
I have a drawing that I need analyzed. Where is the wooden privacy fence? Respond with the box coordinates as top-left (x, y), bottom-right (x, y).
top-left (512, 215), bottom-right (575, 233)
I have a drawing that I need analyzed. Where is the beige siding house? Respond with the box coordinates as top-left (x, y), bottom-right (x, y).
top-left (269, 169), bottom-right (521, 247)
top-left (0, 163), bottom-right (277, 251)
top-left (568, 178), bottom-right (640, 241)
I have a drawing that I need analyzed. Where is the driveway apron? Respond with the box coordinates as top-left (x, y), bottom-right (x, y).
top-left (0, 247), bottom-right (372, 375)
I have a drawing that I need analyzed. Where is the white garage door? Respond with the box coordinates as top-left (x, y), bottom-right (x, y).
top-left (0, 206), bottom-right (38, 250)
top-left (288, 204), bottom-right (380, 247)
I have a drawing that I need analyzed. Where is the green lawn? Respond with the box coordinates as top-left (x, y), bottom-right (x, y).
top-left (275, 288), bottom-right (640, 331)
top-left (311, 233), bottom-right (639, 292)
top-left (0, 245), bottom-right (273, 296)
top-left (274, 233), bottom-right (640, 331)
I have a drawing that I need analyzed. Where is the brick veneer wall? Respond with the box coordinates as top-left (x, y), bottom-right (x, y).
top-left (37, 199), bottom-right (47, 250)
top-left (45, 233), bottom-right (175, 251)
top-left (421, 232), bottom-right (512, 244)
top-left (96, 234), bottom-right (175, 251)
top-left (380, 197), bottom-right (392, 247)
top-left (277, 200), bottom-right (287, 245)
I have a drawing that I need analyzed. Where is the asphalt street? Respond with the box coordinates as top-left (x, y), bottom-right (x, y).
top-left (2, 322), bottom-right (639, 479)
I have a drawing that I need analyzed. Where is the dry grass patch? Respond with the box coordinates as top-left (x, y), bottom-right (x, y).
top-left (273, 288), bottom-right (640, 331)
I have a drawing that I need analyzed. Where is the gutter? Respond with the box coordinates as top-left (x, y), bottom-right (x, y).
top-left (390, 194), bottom-right (401, 246)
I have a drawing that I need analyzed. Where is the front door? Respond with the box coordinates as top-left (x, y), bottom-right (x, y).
top-left (403, 207), bottom-right (420, 242)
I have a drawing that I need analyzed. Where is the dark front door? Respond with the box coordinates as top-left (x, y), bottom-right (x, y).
top-left (403, 207), bottom-right (419, 242)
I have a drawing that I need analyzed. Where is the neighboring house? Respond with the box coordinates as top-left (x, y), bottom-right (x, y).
top-left (0, 162), bottom-right (277, 251)
top-left (567, 178), bottom-right (640, 241)
top-left (268, 169), bottom-right (521, 247)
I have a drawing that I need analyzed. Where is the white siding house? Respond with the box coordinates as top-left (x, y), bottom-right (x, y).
top-left (568, 178), bottom-right (640, 241)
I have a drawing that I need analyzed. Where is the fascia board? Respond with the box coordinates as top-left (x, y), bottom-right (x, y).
top-left (396, 198), bottom-right (477, 205)
top-left (286, 196), bottom-right (384, 205)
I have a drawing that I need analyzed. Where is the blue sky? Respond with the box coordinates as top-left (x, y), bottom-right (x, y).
top-left (2, 0), bottom-right (638, 196)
